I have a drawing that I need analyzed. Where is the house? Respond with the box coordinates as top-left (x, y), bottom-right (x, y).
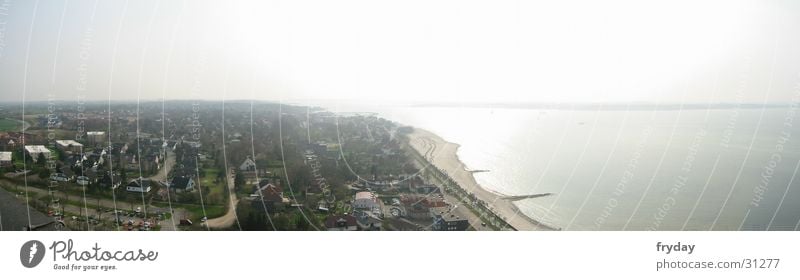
top-left (126, 178), bottom-right (152, 193)
top-left (239, 157), bottom-right (257, 171)
top-left (353, 191), bottom-right (379, 210)
top-left (55, 140), bottom-right (84, 154)
top-left (324, 214), bottom-right (358, 231)
top-left (433, 212), bottom-right (470, 231)
top-left (355, 211), bottom-right (383, 231)
top-left (241, 170), bottom-right (263, 185)
top-left (24, 145), bottom-right (51, 163)
top-left (0, 151), bottom-right (12, 167)
top-left (86, 131), bottom-right (106, 145)
top-left (169, 176), bottom-right (195, 192)
top-left (401, 195), bottom-right (448, 220)
top-left (249, 181), bottom-right (287, 212)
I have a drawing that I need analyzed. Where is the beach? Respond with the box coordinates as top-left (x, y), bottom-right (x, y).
top-left (406, 127), bottom-right (557, 231)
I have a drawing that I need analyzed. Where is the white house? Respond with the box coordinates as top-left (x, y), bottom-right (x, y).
top-left (353, 191), bottom-right (379, 210)
top-left (56, 140), bottom-right (83, 154)
top-left (239, 157), bottom-right (257, 171)
top-left (24, 145), bottom-right (51, 163)
top-left (126, 178), bottom-right (152, 193)
top-left (0, 151), bottom-right (12, 167)
top-left (86, 131), bottom-right (106, 145)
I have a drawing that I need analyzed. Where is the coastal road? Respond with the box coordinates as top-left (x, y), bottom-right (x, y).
top-left (206, 168), bottom-right (239, 229)
top-left (408, 135), bottom-right (492, 231)
top-left (408, 129), bottom-right (555, 231)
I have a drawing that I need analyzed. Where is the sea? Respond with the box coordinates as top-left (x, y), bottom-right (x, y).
top-left (323, 102), bottom-right (800, 231)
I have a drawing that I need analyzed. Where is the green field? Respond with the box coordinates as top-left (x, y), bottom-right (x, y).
top-left (0, 118), bottom-right (21, 131)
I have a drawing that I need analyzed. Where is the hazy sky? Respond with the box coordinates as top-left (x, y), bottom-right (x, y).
top-left (0, 0), bottom-right (799, 104)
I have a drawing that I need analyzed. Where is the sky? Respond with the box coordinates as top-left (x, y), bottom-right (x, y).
top-left (0, 0), bottom-right (799, 104)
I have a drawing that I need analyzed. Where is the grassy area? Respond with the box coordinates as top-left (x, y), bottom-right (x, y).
top-left (199, 167), bottom-right (226, 204)
top-left (154, 202), bottom-right (225, 220)
top-left (0, 118), bottom-right (21, 131)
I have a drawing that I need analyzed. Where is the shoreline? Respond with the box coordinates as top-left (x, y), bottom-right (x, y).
top-left (405, 127), bottom-right (558, 231)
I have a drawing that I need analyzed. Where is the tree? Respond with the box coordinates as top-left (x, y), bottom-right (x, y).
top-left (120, 168), bottom-right (128, 184)
top-left (294, 212), bottom-right (311, 231)
top-left (37, 153), bottom-right (47, 167)
top-left (38, 168), bottom-right (50, 180)
top-left (234, 170), bottom-right (244, 192)
top-left (216, 169), bottom-right (225, 182)
top-left (272, 214), bottom-right (291, 230)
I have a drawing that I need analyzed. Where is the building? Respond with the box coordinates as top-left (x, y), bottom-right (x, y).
top-left (241, 170), bottom-right (264, 185)
top-left (324, 214), bottom-right (358, 231)
top-left (169, 176), bottom-right (196, 192)
top-left (400, 194), bottom-right (448, 220)
top-left (353, 191), bottom-right (379, 210)
top-left (55, 140), bottom-right (84, 154)
top-left (239, 157), bottom-right (257, 171)
top-left (0, 151), bottom-right (12, 167)
top-left (355, 211), bottom-right (383, 231)
top-left (433, 212), bottom-right (470, 231)
top-left (24, 145), bottom-right (51, 163)
top-left (86, 131), bottom-right (106, 145)
top-left (126, 178), bottom-right (152, 193)
top-left (249, 181), bottom-right (287, 212)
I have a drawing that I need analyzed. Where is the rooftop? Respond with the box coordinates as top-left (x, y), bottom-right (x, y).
top-left (442, 214), bottom-right (467, 223)
top-left (324, 214), bottom-right (357, 228)
top-left (355, 191), bottom-right (375, 200)
top-left (429, 206), bottom-right (450, 216)
top-left (24, 145), bottom-right (50, 153)
top-left (0, 151), bottom-right (12, 161)
top-left (56, 140), bottom-right (83, 147)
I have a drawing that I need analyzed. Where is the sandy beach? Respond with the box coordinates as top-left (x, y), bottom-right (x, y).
top-left (407, 128), bottom-right (557, 231)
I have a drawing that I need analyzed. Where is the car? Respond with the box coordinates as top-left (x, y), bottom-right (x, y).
top-left (76, 176), bottom-right (91, 185)
top-left (50, 173), bottom-right (70, 182)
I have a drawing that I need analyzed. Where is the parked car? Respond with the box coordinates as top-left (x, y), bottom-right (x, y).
top-left (50, 173), bottom-right (70, 182)
top-left (76, 176), bottom-right (90, 185)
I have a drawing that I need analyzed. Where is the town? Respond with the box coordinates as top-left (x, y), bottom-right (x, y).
top-left (0, 101), bottom-right (511, 231)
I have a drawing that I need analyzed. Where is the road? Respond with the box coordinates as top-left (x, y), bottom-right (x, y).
top-left (407, 136), bottom-right (493, 231)
top-left (206, 168), bottom-right (239, 229)
top-left (148, 150), bottom-right (175, 183)
top-left (0, 183), bottom-right (177, 231)
top-left (0, 178), bottom-right (187, 231)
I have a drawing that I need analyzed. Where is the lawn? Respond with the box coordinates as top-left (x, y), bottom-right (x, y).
top-left (155, 202), bottom-right (225, 221)
top-left (0, 118), bottom-right (21, 131)
top-left (199, 167), bottom-right (226, 204)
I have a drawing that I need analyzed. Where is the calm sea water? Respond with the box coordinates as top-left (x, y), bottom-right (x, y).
top-left (328, 103), bottom-right (800, 231)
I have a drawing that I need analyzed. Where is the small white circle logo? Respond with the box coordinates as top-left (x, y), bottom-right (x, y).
top-left (20, 240), bottom-right (46, 268)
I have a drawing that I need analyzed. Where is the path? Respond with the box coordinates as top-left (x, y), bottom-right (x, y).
top-left (206, 168), bottom-right (239, 229)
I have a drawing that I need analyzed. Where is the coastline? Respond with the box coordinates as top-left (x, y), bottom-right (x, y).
top-left (405, 127), bottom-right (557, 231)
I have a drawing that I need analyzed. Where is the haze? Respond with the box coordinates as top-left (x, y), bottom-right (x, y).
top-left (0, 0), bottom-right (799, 104)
